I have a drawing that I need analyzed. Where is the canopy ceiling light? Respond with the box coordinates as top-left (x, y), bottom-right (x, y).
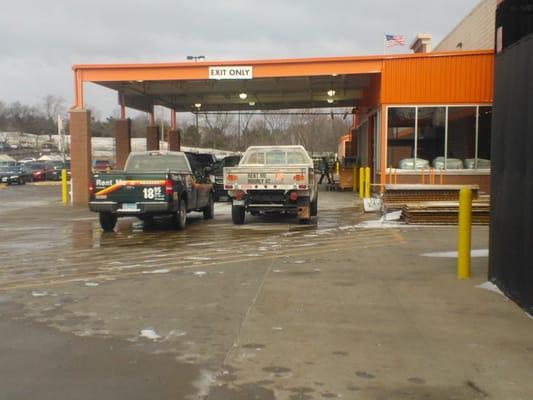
top-left (194, 103), bottom-right (202, 108)
top-left (248, 101), bottom-right (256, 106)
top-left (327, 98), bottom-right (334, 104)
top-left (239, 92), bottom-right (248, 100)
top-left (327, 89), bottom-right (336, 97)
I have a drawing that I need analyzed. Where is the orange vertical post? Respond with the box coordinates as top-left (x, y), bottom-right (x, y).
top-left (379, 104), bottom-right (387, 192)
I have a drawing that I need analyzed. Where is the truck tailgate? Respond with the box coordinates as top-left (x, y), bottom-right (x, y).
top-left (224, 166), bottom-right (309, 191)
top-left (92, 173), bottom-right (168, 204)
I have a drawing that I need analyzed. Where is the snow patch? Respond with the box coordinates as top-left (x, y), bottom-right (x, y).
top-left (140, 329), bottom-right (161, 340)
top-left (422, 249), bottom-right (489, 258)
top-left (32, 291), bottom-right (48, 297)
top-left (84, 282), bottom-right (99, 287)
top-left (142, 269), bottom-right (170, 274)
top-left (185, 256), bottom-right (212, 261)
top-left (187, 242), bottom-right (215, 247)
top-left (193, 271), bottom-right (207, 277)
top-left (476, 281), bottom-right (504, 296)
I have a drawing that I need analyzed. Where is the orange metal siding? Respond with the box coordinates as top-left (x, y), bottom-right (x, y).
top-left (380, 52), bottom-right (494, 104)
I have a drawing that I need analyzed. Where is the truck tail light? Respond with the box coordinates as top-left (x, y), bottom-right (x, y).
top-left (293, 174), bottom-right (305, 182)
top-left (226, 174), bottom-right (238, 182)
top-left (235, 190), bottom-right (245, 200)
top-left (224, 184), bottom-right (234, 189)
top-left (88, 180), bottom-right (95, 196)
top-left (289, 192), bottom-right (298, 201)
top-left (164, 179), bottom-right (173, 195)
top-left (298, 184), bottom-right (307, 189)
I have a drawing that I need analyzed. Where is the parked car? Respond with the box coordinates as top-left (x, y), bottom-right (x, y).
top-left (224, 145), bottom-right (318, 225)
top-left (18, 158), bottom-right (37, 164)
top-left (208, 155), bottom-right (242, 201)
top-left (28, 162), bottom-right (52, 181)
top-left (0, 165), bottom-right (32, 185)
top-left (46, 160), bottom-right (70, 180)
top-left (92, 159), bottom-right (113, 172)
top-left (89, 151), bottom-right (214, 232)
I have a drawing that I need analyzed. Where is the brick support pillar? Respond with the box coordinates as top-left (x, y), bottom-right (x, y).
top-left (167, 129), bottom-right (181, 151)
top-left (69, 109), bottom-right (92, 206)
top-left (146, 125), bottom-right (159, 151)
top-left (115, 119), bottom-right (131, 169)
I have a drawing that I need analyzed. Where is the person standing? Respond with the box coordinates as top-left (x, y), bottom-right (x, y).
top-left (318, 157), bottom-right (333, 184)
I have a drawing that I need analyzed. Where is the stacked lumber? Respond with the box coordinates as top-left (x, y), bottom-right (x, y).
top-left (382, 184), bottom-right (480, 211)
top-left (401, 200), bottom-right (490, 225)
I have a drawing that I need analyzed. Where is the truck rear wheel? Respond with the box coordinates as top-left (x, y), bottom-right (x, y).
top-left (99, 212), bottom-right (117, 232)
top-left (175, 200), bottom-right (187, 230)
top-left (310, 195), bottom-right (318, 217)
top-left (232, 205), bottom-right (245, 225)
top-left (203, 193), bottom-right (214, 219)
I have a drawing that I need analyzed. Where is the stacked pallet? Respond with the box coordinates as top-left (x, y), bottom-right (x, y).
top-left (401, 201), bottom-right (490, 225)
top-left (382, 184), bottom-right (480, 211)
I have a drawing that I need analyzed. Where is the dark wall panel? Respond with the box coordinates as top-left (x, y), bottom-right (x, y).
top-left (489, 28), bottom-right (533, 315)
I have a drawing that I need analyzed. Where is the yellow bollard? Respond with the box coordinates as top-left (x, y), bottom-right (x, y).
top-left (364, 167), bottom-right (371, 199)
top-left (359, 167), bottom-right (364, 199)
top-left (457, 188), bottom-right (472, 279)
top-left (336, 161), bottom-right (340, 178)
top-left (61, 168), bottom-right (68, 205)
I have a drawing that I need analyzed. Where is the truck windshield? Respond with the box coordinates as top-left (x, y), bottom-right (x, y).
top-left (242, 149), bottom-right (308, 165)
top-left (125, 153), bottom-right (190, 173)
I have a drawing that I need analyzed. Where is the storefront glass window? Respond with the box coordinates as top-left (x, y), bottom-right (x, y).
top-left (387, 107), bottom-right (415, 168)
top-left (447, 107), bottom-right (476, 169)
top-left (387, 105), bottom-right (492, 171)
top-left (417, 107), bottom-right (446, 169)
top-left (477, 106), bottom-right (492, 168)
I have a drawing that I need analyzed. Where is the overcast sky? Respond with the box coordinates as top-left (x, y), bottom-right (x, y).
top-left (1, 0), bottom-right (479, 118)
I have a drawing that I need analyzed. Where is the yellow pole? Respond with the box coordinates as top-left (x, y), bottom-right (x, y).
top-left (336, 161), bottom-right (340, 177)
top-left (61, 168), bottom-right (68, 205)
top-left (457, 188), bottom-right (472, 279)
top-left (364, 167), bottom-right (371, 199)
top-left (359, 167), bottom-right (364, 199)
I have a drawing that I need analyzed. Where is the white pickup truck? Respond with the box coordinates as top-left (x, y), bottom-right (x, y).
top-left (223, 145), bottom-right (318, 225)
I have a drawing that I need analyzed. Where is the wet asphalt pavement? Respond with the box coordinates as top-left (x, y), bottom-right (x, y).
top-left (0, 184), bottom-right (532, 399)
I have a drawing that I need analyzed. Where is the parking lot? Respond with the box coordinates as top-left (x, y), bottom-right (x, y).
top-left (0, 184), bottom-right (532, 400)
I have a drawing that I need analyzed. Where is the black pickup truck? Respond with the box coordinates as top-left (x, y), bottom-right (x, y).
top-left (89, 151), bottom-right (214, 231)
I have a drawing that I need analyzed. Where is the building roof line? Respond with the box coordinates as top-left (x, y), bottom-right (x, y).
top-left (72, 50), bottom-right (493, 72)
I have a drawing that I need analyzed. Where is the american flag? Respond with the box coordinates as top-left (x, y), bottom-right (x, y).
top-left (385, 34), bottom-right (405, 47)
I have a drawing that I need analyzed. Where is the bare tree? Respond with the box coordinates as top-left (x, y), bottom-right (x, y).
top-left (203, 113), bottom-right (234, 149)
top-left (42, 95), bottom-right (66, 139)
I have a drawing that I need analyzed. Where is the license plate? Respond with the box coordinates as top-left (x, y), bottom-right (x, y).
top-left (1, 177), bottom-right (7, 182)
top-left (121, 203), bottom-right (139, 211)
top-left (233, 200), bottom-right (245, 206)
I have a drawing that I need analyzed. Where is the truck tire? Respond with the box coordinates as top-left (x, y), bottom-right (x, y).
top-left (142, 215), bottom-right (154, 228)
top-left (175, 200), bottom-right (187, 230)
top-left (232, 205), bottom-right (245, 225)
top-left (310, 196), bottom-right (318, 217)
top-left (203, 193), bottom-right (214, 219)
top-left (99, 212), bottom-right (117, 232)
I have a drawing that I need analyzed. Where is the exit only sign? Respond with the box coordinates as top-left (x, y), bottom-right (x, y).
top-left (209, 66), bottom-right (253, 80)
